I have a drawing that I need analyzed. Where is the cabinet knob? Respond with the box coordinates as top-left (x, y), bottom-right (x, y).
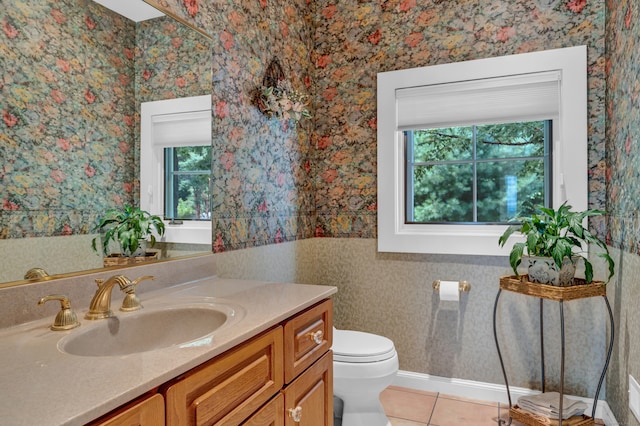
top-left (308, 329), bottom-right (323, 345)
top-left (288, 406), bottom-right (303, 422)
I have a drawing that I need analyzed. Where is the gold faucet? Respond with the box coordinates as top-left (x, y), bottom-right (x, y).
top-left (85, 275), bottom-right (154, 320)
top-left (120, 275), bottom-right (156, 312)
top-left (38, 294), bottom-right (80, 331)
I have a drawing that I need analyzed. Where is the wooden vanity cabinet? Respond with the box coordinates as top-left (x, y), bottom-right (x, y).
top-left (163, 327), bottom-right (284, 426)
top-left (117, 299), bottom-right (333, 426)
top-left (89, 392), bottom-right (165, 426)
top-left (243, 394), bottom-right (285, 426)
top-left (282, 351), bottom-right (333, 426)
top-left (283, 299), bottom-right (333, 384)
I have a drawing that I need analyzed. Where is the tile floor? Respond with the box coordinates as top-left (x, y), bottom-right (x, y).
top-left (379, 386), bottom-right (606, 426)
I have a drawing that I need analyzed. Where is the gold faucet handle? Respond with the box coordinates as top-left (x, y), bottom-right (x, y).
top-left (120, 275), bottom-right (156, 312)
top-left (37, 294), bottom-right (80, 331)
top-left (24, 268), bottom-right (50, 280)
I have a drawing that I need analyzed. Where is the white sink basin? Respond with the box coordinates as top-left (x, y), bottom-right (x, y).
top-left (59, 303), bottom-right (240, 357)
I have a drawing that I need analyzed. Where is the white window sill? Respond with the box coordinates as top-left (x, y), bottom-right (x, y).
top-left (160, 221), bottom-right (211, 245)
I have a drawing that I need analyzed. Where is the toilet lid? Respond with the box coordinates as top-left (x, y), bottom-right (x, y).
top-left (332, 329), bottom-right (396, 363)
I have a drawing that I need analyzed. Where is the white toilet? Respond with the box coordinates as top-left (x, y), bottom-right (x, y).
top-left (332, 327), bottom-right (399, 426)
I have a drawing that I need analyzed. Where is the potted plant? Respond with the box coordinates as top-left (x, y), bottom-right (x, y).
top-left (498, 203), bottom-right (614, 285)
top-left (91, 205), bottom-right (165, 262)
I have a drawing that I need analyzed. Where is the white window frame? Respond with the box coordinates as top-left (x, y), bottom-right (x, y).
top-left (140, 95), bottom-right (212, 245)
top-left (377, 46), bottom-right (587, 256)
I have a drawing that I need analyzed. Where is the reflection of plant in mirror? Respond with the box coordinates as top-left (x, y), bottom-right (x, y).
top-left (91, 206), bottom-right (165, 257)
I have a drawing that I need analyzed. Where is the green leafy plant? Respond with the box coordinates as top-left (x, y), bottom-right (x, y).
top-left (91, 205), bottom-right (165, 257)
top-left (498, 203), bottom-right (614, 284)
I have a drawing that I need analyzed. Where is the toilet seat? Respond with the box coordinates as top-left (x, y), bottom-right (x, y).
top-left (333, 329), bottom-right (396, 363)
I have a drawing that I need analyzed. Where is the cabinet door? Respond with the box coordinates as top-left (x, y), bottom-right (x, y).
top-left (242, 394), bottom-right (285, 426)
top-left (283, 300), bottom-right (333, 384)
top-left (283, 351), bottom-right (333, 426)
top-left (90, 393), bottom-right (164, 426)
top-left (164, 327), bottom-right (284, 426)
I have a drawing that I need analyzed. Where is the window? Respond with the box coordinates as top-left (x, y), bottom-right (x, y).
top-left (140, 95), bottom-right (212, 245)
top-left (377, 46), bottom-right (587, 256)
top-left (164, 145), bottom-right (211, 221)
top-left (405, 120), bottom-right (551, 224)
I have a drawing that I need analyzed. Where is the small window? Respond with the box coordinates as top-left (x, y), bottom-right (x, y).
top-left (164, 146), bottom-right (211, 221)
top-left (140, 95), bottom-right (212, 245)
top-left (405, 120), bottom-right (551, 224)
top-left (377, 46), bottom-right (588, 256)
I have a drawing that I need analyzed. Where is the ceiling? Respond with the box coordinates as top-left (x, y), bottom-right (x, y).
top-left (93, 0), bottom-right (164, 22)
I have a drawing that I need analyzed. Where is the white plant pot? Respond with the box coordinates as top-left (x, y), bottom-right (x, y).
top-left (527, 256), bottom-right (578, 286)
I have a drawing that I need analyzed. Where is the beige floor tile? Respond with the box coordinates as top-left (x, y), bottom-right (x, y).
top-left (389, 417), bottom-right (429, 426)
top-left (430, 396), bottom-right (501, 426)
top-left (438, 393), bottom-right (499, 407)
top-left (380, 387), bottom-right (436, 423)
top-left (386, 385), bottom-right (438, 397)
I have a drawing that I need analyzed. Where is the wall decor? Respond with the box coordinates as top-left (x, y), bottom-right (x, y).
top-left (255, 59), bottom-right (311, 123)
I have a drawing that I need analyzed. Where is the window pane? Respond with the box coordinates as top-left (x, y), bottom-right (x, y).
top-left (476, 121), bottom-right (546, 160)
top-left (412, 127), bottom-right (473, 162)
top-left (406, 120), bottom-right (550, 224)
top-left (172, 174), bottom-right (211, 220)
top-left (412, 164), bottom-right (473, 222)
top-left (476, 159), bottom-right (545, 222)
top-left (165, 146), bottom-right (211, 221)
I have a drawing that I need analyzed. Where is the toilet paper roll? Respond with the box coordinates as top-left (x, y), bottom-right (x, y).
top-left (439, 280), bottom-right (460, 302)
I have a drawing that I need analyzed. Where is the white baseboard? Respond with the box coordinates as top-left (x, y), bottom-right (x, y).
top-left (393, 370), bottom-right (618, 426)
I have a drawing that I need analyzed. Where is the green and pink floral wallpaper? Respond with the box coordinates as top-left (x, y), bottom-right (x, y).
top-left (2, 0), bottom-right (610, 251)
top-left (206, 0), bottom-right (316, 252)
top-left (311, 0), bottom-right (607, 238)
top-left (604, 0), bottom-right (640, 422)
top-left (606, 0), bottom-right (640, 253)
top-left (1, 0), bottom-right (136, 238)
top-left (0, 0), bottom-right (210, 240)
top-left (181, 0), bottom-right (606, 250)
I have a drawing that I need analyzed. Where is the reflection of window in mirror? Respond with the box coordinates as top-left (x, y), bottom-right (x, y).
top-left (377, 46), bottom-right (587, 256)
top-left (140, 95), bottom-right (212, 245)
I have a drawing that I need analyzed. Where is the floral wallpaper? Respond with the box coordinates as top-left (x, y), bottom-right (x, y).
top-left (1, 0), bottom-right (136, 239)
top-left (3, 0), bottom-right (609, 251)
top-left (205, 0), bottom-right (316, 252)
top-left (0, 0), bottom-right (209, 240)
top-left (162, 0), bottom-right (607, 252)
top-left (606, 0), bottom-right (640, 253)
top-left (311, 0), bottom-right (607, 239)
top-left (604, 0), bottom-right (640, 422)
top-left (135, 15), bottom-right (211, 105)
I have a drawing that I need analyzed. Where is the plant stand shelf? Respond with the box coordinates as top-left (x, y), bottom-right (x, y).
top-left (510, 406), bottom-right (594, 426)
top-left (493, 275), bottom-right (614, 426)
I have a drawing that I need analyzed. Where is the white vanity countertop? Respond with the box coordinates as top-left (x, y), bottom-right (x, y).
top-left (0, 277), bottom-right (337, 426)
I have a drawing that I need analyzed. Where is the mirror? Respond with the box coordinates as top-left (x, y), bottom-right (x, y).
top-left (0, 0), bottom-right (212, 286)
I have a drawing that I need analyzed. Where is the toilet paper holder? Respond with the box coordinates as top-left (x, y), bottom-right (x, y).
top-left (432, 280), bottom-right (471, 293)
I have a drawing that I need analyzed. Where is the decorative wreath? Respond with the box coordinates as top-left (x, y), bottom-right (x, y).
top-left (255, 59), bottom-right (311, 123)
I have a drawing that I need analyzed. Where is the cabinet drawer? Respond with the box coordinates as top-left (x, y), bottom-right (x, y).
top-left (90, 393), bottom-right (164, 426)
top-left (283, 351), bottom-right (333, 426)
top-left (242, 394), bottom-right (285, 426)
top-left (283, 300), bottom-right (333, 383)
top-left (164, 327), bottom-right (284, 426)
